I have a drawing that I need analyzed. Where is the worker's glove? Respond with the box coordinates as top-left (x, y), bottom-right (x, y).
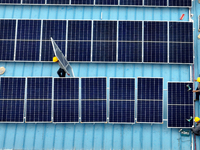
top-left (192, 125), bottom-right (194, 128)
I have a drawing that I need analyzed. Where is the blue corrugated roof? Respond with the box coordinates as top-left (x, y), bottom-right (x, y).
top-left (0, 1), bottom-right (200, 149)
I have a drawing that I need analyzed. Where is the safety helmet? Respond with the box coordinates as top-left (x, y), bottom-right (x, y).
top-left (53, 57), bottom-right (58, 62)
top-left (194, 117), bottom-right (200, 123)
top-left (197, 77), bottom-right (200, 82)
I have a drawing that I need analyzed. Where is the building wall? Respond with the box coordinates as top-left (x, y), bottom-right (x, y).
top-left (0, 1), bottom-right (199, 150)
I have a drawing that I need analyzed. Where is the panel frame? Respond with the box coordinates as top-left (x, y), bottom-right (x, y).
top-left (52, 77), bottom-right (79, 123)
top-left (0, 77), bottom-right (26, 123)
top-left (0, 0), bottom-right (192, 7)
top-left (136, 77), bottom-right (164, 124)
top-left (80, 77), bottom-right (107, 123)
top-left (167, 81), bottom-right (194, 128)
top-left (25, 77), bottom-right (53, 123)
top-left (108, 77), bottom-right (135, 124)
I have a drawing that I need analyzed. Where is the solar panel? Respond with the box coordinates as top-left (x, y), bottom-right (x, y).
top-left (67, 21), bottom-right (92, 62)
top-left (26, 77), bottom-right (52, 123)
top-left (95, 0), bottom-right (118, 5)
top-left (168, 82), bottom-right (193, 128)
top-left (120, 0), bottom-right (142, 5)
top-left (16, 20), bottom-right (41, 61)
top-left (71, 0), bottom-right (94, 4)
top-left (169, 0), bottom-right (192, 7)
top-left (81, 78), bottom-right (107, 123)
top-left (137, 77), bottom-right (163, 123)
top-left (23, 0), bottom-right (45, 4)
top-left (0, 20), bottom-right (16, 61)
top-left (0, 77), bottom-right (26, 123)
top-left (53, 78), bottom-right (79, 123)
top-left (0, 0), bottom-right (21, 3)
top-left (118, 21), bottom-right (142, 62)
top-left (169, 22), bottom-right (193, 63)
top-left (144, 0), bottom-right (167, 6)
top-left (41, 20), bottom-right (66, 61)
top-left (93, 21), bottom-right (117, 62)
top-left (109, 78), bottom-right (135, 123)
top-left (144, 21), bottom-right (167, 63)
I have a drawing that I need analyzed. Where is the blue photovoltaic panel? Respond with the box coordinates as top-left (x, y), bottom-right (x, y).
top-left (169, 22), bottom-right (193, 42)
top-left (169, 0), bottom-right (192, 6)
top-left (168, 105), bottom-right (193, 128)
top-left (95, 0), bottom-right (118, 5)
top-left (0, 41), bottom-right (15, 61)
top-left (169, 43), bottom-right (193, 63)
top-left (23, 0), bottom-right (45, 4)
top-left (81, 78), bottom-right (106, 122)
top-left (118, 42), bottom-right (142, 62)
top-left (92, 42), bottom-right (116, 62)
top-left (68, 21), bottom-right (92, 41)
top-left (67, 21), bottom-right (92, 62)
top-left (41, 41), bottom-right (65, 61)
top-left (53, 78), bottom-right (79, 123)
top-left (17, 20), bottom-right (41, 40)
top-left (42, 20), bottom-right (66, 40)
top-left (0, 20), bottom-right (16, 61)
top-left (120, 0), bottom-right (142, 5)
top-left (47, 0), bottom-right (69, 4)
top-left (109, 78), bottom-right (135, 123)
top-left (169, 22), bottom-right (193, 63)
top-left (118, 21), bottom-right (142, 41)
top-left (0, 20), bottom-right (16, 39)
top-left (137, 100), bottom-right (163, 123)
top-left (93, 21), bottom-right (117, 41)
top-left (138, 78), bottom-right (163, 100)
top-left (118, 21), bottom-right (142, 62)
top-left (144, 21), bottom-right (167, 42)
top-left (71, 0), bottom-right (93, 4)
top-left (67, 41), bottom-right (91, 61)
top-left (144, 43), bottom-right (167, 63)
top-left (0, 78), bottom-right (25, 122)
top-left (144, 21), bottom-right (167, 63)
top-left (168, 82), bottom-right (193, 128)
top-left (26, 78), bottom-right (52, 122)
top-left (144, 0), bottom-right (167, 6)
top-left (137, 78), bottom-right (163, 123)
top-left (168, 83), bottom-right (193, 105)
top-left (15, 41), bottom-right (40, 61)
top-left (0, 0), bottom-right (21, 3)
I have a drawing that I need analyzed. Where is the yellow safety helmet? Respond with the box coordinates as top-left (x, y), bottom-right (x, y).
top-left (53, 57), bottom-right (58, 62)
top-left (197, 77), bottom-right (200, 82)
top-left (194, 117), bottom-right (200, 123)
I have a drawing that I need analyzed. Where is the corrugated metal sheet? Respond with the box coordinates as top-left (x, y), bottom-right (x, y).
top-left (0, 1), bottom-right (199, 149)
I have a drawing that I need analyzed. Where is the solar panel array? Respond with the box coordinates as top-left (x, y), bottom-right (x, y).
top-left (81, 78), bottom-right (107, 123)
top-left (53, 78), bottom-right (79, 123)
top-left (137, 77), bottom-right (163, 123)
top-left (26, 77), bottom-right (52, 122)
top-left (168, 82), bottom-right (193, 128)
top-left (109, 78), bottom-right (135, 123)
top-left (0, 77), bottom-right (25, 122)
top-left (0, 0), bottom-right (192, 7)
top-left (0, 19), bottom-right (193, 64)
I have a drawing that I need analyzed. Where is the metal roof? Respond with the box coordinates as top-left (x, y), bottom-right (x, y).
top-left (0, 1), bottom-right (200, 149)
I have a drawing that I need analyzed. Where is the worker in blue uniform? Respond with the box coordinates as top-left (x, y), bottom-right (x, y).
top-left (53, 56), bottom-right (66, 77)
top-left (192, 117), bottom-right (200, 136)
top-left (193, 77), bottom-right (200, 101)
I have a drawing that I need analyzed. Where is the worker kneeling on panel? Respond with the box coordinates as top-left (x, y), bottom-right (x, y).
top-left (193, 77), bottom-right (200, 101)
top-left (192, 117), bottom-right (200, 136)
top-left (53, 56), bottom-right (66, 77)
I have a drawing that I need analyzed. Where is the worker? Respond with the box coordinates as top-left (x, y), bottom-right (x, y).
top-left (193, 77), bottom-right (200, 101)
top-left (192, 117), bottom-right (200, 136)
top-left (53, 56), bottom-right (66, 77)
